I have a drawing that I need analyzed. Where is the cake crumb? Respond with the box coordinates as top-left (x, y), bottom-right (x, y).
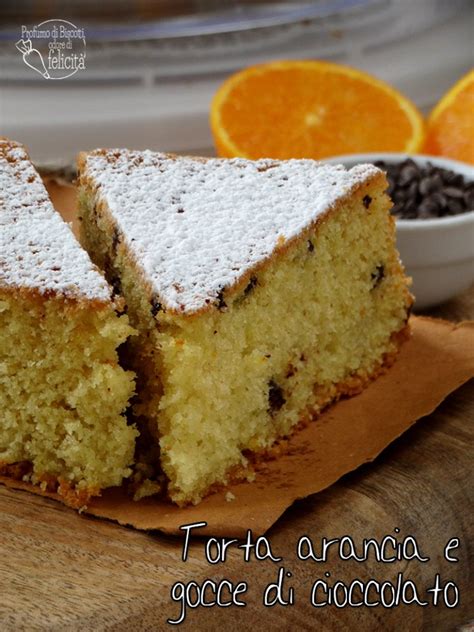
top-left (133, 478), bottom-right (162, 501)
top-left (225, 491), bottom-right (236, 502)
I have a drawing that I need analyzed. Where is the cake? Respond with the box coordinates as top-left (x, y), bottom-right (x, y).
top-left (77, 150), bottom-right (412, 506)
top-left (0, 140), bottom-right (137, 507)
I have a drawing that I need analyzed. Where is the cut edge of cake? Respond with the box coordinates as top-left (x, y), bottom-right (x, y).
top-left (0, 139), bottom-right (138, 508)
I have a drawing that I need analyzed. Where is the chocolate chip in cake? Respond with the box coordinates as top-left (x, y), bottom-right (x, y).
top-left (268, 380), bottom-right (286, 415)
top-left (362, 195), bottom-right (372, 209)
top-left (307, 239), bottom-right (315, 252)
top-left (111, 228), bottom-right (121, 253)
top-left (110, 274), bottom-right (122, 298)
top-left (244, 275), bottom-right (258, 296)
top-left (216, 289), bottom-right (227, 311)
top-left (285, 364), bottom-right (296, 378)
top-left (151, 297), bottom-right (162, 317)
top-left (371, 264), bottom-right (385, 289)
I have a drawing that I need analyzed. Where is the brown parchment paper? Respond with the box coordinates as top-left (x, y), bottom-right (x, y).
top-left (1, 182), bottom-right (473, 537)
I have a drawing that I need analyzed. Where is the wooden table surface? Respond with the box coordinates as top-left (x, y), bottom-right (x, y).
top-left (0, 208), bottom-right (472, 632)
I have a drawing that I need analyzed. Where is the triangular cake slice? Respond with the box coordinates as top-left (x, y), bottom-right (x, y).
top-left (0, 140), bottom-right (137, 506)
top-left (78, 150), bottom-right (412, 505)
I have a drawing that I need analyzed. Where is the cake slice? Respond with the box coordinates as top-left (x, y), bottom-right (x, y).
top-left (0, 140), bottom-right (137, 507)
top-left (78, 150), bottom-right (412, 506)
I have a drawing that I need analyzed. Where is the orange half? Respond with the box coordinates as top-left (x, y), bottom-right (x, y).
top-left (424, 69), bottom-right (474, 165)
top-left (210, 60), bottom-right (425, 160)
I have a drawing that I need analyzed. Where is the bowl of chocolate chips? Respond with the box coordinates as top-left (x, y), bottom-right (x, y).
top-left (325, 153), bottom-right (474, 309)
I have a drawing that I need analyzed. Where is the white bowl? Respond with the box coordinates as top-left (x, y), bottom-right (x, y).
top-left (324, 153), bottom-right (474, 310)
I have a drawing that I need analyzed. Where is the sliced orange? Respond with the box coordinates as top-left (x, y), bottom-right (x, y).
top-left (210, 60), bottom-right (425, 160)
top-left (424, 69), bottom-right (474, 165)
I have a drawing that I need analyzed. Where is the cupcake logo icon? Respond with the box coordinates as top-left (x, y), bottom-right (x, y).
top-left (16, 19), bottom-right (86, 80)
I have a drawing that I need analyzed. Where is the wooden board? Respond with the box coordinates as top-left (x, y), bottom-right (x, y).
top-left (0, 180), bottom-right (472, 630)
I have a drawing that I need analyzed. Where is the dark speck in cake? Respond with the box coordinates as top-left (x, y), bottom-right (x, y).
top-left (216, 289), bottom-right (227, 311)
top-left (363, 195), bottom-right (372, 209)
top-left (268, 380), bottom-right (286, 415)
top-left (285, 364), bottom-right (296, 378)
top-left (244, 275), bottom-right (258, 296)
top-left (151, 297), bottom-right (163, 317)
top-left (110, 274), bottom-right (122, 298)
top-left (307, 240), bottom-right (314, 252)
top-left (111, 228), bottom-right (120, 252)
top-left (371, 264), bottom-right (385, 289)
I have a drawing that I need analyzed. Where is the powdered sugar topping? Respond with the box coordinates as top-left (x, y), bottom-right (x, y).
top-left (0, 141), bottom-right (111, 301)
top-left (82, 150), bottom-right (380, 313)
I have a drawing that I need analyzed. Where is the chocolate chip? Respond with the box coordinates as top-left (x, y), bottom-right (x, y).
top-left (307, 239), bottom-right (314, 252)
top-left (407, 181), bottom-right (419, 200)
top-left (443, 187), bottom-right (464, 200)
top-left (244, 276), bottom-right (258, 296)
top-left (362, 195), bottom-right (372, 209)
top-left (399, 165), bottom-right (419, 187)
top-left (447, 199), bottom-right (465, 215)
top-left (442, 171), bottom-right (464, 187)
top-left (216, 289), bottom-right (227, 310)
top-left (463, 188), bottom-right (474, 208)
top-left (151, 297), bottom-right (162, 316)
top-left (403, 200), bottom-right (418, 218)
top-left (418, 199), bottom-right (438, 219)
top-left (268, 380), bottom-right (285, 415)
top-left (430, 192), bottom-right (447, 209)
top-left (371, 264), bottom-right (385, 288)
top-left (392, 188), bottom-right (407, 204)
top-left (110, 275), bottom-right (122, 297)
top-left (111, 228), bottom-right (120, 253)
top-left (285, 364), bottom-right (296, 378)
top-left (419, 175), bottom-right (442, 196)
